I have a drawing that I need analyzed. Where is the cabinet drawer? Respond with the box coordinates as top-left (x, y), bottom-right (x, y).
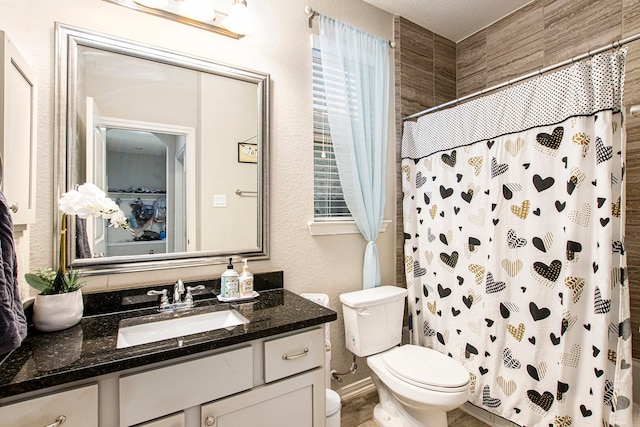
top-left (264, 328), bottom-right (324, 383)
top-left (120, 346), bottom-right (253, 426)
top-left (0, 384), bottom-right (98, 427)
top-left (137, 411), bottom-right (185, 427)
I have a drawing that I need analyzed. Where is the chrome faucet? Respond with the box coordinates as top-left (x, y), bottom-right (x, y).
top-left (147, 281), bottom-right (205, 312)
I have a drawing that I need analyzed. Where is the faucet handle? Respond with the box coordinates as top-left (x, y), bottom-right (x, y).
top-left (147, 289), bottom-right (169, 306)
top-left (185, 285), bottom-right (205, 305)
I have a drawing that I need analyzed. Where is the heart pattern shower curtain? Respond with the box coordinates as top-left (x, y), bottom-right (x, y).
top-left (402, 50), bottom-right (631, 426)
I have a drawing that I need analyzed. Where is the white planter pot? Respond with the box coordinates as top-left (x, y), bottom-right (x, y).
top-left (32, 290), bottom-right (84, 332)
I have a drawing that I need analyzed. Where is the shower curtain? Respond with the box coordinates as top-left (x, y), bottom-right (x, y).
top-left (402, 50), bottom-right (631, 426)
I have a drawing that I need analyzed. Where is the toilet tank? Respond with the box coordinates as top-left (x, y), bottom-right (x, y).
top-left (339, 286), bottom-right (407, 357)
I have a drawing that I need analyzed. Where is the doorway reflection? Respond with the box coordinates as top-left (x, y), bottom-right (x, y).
top-left (101, 128), bottom-right (187, 257)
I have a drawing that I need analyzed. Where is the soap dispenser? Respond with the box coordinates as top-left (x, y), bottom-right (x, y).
top-left (221, 258), bottom-right (240, 299)
top-left (239, 259), bottom-right (254, 298)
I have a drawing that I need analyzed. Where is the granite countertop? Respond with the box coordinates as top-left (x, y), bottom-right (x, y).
top-left (0, 272), bottom-right (337, 399)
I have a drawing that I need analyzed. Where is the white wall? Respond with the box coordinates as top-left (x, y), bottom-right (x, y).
top-left (0, 0), bottom-right (396, 389)
top-left (199, 73), bottom-right (258, 251)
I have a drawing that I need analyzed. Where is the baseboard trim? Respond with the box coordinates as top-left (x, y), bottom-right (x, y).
top-left (336, 376), bottom-right (376, 401)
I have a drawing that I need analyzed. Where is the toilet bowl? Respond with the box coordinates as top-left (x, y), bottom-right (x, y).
top-left (340, 286), bottom-right (470, 427)
top-left (368, 345), bottom-right (470, 426)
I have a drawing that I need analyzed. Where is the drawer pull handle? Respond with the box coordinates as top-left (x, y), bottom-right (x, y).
top-left (43, 415), bottom-right (66, 427)
top-left (205, 415), bottom-right (215, 426)
top-left (282, 348), bottom-right (309, 360)
top-left (10, 202), bottom-right (18, 213)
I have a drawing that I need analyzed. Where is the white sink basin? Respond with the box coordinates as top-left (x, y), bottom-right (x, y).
top-left (117, 308), bottom-right (250, 349)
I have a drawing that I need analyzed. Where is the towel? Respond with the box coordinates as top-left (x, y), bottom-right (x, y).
top-left (75, 218), bottom-right (92, 259)
top-left (0, 192), bottom-right (27, 354)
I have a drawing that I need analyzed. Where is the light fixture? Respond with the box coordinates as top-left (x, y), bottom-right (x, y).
top-left (107, 0), bottom-right (248, 38)
top-left (134, 0), bottom-right (168, 8)
top-left (178, 0), bottom-right (215, 22)
top-left (224, 0), bottom-right (250, 35)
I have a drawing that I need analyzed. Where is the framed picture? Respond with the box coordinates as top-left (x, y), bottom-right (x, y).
top-left (238, 143), bottom-right (258, 163)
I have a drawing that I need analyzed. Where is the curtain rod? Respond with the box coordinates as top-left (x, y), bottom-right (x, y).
top-left (403, 31), bottom-right (640, 121)
top-left (304, 5), bottom-right (396, 49)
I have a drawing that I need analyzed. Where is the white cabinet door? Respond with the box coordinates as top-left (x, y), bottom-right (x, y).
top-left (201, 369), bottom-right (325, 427)
top-left (0, 384), bottom-right (98, 427)
top-left (0, 31), bottom-right (36, 225)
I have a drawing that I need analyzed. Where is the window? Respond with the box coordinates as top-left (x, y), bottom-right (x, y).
top-left (312, 45), bottom-right (351, 219)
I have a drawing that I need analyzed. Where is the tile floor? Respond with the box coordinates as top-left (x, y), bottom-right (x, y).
top-left (341, 388), bottom-right (490, 427)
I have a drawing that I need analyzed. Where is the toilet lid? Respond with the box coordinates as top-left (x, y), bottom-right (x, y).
top-left (382, 345), bottom-right (470, 390)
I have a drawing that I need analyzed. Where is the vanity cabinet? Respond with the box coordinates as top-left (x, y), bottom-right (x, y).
top-left (0, 31), bottom-right (36, 225)
top-left (120, 326), bottom-right (326, 427)
top-left (0, 287), bottom-right (336, 427)
top-left (0, 328), bottom-right (326, 427)
top-left (0, 383), bottom-right (98, 426)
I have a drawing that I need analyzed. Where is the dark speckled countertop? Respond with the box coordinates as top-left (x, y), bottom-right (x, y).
top-left (0, 271), bottom-right (337, 399)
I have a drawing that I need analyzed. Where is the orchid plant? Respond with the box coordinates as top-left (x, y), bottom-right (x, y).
top-left (25, 183), bottom-right (131, 295)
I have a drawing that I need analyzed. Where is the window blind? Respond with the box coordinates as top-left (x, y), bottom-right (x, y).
top-left (312, 46), bottom-right (351, 219)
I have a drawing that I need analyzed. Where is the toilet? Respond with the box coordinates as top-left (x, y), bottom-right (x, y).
top-left (340, 286), bottom-right (470, 427)
top-left (300, 293), bottom-right (341, 427)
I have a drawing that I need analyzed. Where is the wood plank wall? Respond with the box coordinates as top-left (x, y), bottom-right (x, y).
top-left (457, 0), bottom-right (624, 98)
top-left (395, 0), bottom-right (640, 358)
top-left (394, 16), bottom-right (456, 289)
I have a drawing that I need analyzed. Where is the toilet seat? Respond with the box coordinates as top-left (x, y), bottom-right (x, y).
top-left (382, 345), bottom-right (470, 393)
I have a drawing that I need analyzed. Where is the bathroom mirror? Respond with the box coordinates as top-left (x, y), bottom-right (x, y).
top-left (55, 23), bottom-right (269, 274)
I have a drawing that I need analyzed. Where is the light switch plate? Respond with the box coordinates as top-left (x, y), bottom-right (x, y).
top-left (213, 194), bottom-right (226, 207)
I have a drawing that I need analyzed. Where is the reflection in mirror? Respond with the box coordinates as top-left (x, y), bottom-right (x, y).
top-left (103, 127), bottom-right (179, 257)
top-left (56, 24), bottom-right (269, 275)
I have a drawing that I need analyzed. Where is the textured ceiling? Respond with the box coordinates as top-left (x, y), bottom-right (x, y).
top-left (363, 0), bottom-right (534, 42)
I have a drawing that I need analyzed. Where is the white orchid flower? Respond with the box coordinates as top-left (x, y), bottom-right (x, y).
top-left (59, 183), bottom-right (130, 230)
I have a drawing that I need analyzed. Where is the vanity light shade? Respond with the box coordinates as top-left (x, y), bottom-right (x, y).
top-left (179, 0), bottom-right (216, 22)
top-left (134, 0), bottom-right (169, 8)
top-left (224, 0), bottom-right (250, 35)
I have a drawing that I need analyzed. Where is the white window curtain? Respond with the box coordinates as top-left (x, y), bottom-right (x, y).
top-left (318, 15), bottom-right (390, 289)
